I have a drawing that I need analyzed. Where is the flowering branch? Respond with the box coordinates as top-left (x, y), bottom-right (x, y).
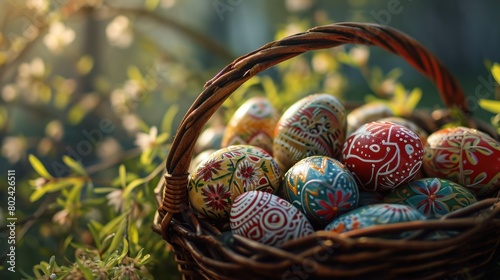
top-left (0, 0), bottom-right (88, 83)
top-left (107, 6), bottom-right (235, 62)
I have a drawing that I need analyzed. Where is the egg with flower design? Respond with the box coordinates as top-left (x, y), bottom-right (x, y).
top-left (342, 121), bottom-right (424, 192)
top-left (283, 156), bottom-right (359, 227)
top-left (188, 145), bottom-right (281, 225)
top-left (422, 126), bottom-right (500, 198)
top-left (222, 97), bottom-right (281, 155)
top-left (383, 178), bottom-right (477, 219)
top-left (230, 191), bottom-right (314, 246)
top-left (273, 93), bottom-right (346, 173)
top-left (325, 203), bottom-right (425, 234)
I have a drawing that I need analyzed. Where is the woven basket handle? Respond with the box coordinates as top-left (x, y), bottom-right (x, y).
top-left (158, 22), bottom-right (468, 231)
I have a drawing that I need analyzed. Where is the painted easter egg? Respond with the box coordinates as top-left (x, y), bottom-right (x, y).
top-left (189, 149), bottom-right (216, 174)
top-left (230, 191), bottom-right (314, 246)
top-left (283, 156), bottom-right (359, 227)
top-left (383, 178), bottom-right (478, 219)
top-left (188, 145), bottom-right (281, 223)
top-left (222, 97), bottom-right (281, 154)
top-left (273, 93), bottom-right (346, 173)
top-left (423, 127), bottom-right (500, 197)
top-left (347, 102), bottom-right (393, 136)
top-left (325, 203), bottom-right (425, 233)
top-left (378, 116), bottom-right (428, 144)
top-left (342, 121), bottom-right (424, 192)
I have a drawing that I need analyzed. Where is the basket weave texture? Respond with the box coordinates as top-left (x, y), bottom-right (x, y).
top-left (153, 22), bottom-right (500, 280)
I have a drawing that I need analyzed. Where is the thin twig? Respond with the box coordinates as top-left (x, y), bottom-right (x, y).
top-left (109, 6), bottom-right (235, 62)
top-left (86, 147), bottom-right (143, 175)
top-left (16, 193), bottom-right (58, 240)
top-left (0, 0), bottom-right (87, 83)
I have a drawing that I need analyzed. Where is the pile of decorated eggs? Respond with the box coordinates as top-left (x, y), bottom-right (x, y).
top-left (186, 94), bottom-right (500, 246)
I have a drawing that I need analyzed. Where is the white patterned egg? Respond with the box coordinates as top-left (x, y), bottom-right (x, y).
top-left (273, 93), bottom-right (346, 173)
top-left (230, 191), bottom-right (314, 246)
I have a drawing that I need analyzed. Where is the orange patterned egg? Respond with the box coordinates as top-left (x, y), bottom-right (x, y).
top-left (273, 93), bottom-right (346, 173)
top-left (221, 97), bottom-right (280, 155)
top-left (423, 127), bottom-right (500, 198)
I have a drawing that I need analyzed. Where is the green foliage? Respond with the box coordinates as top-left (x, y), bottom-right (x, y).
top-left (479, 63), bottom-right (500, 134)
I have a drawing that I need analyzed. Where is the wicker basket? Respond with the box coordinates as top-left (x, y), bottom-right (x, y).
top-left (153, 22), bottom-right (500, 280)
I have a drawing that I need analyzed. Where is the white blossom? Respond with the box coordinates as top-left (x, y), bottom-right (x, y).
top-left (43, 22), bottom-right (75, 53)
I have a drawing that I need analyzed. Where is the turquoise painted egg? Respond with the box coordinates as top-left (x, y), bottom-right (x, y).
top-left (325, 203), bottom-right (425, 234)
top-left (422, 127), bottom-right (500, 198)
top-left (188, 145), bottom-right (281, 224)
top-left (283, 156), bottom-right (359, 227)
top-left (222, 97), bottom-right (281, 155)
top-left (230, 191), bottom-right (314, 246)
top-left (383, 178), bottom-right (478, 219)
top-left (273, 93), bottom-right (346, 173)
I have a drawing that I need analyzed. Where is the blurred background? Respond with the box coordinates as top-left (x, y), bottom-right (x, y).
top-left (0, 0), bottom-right (499, 279)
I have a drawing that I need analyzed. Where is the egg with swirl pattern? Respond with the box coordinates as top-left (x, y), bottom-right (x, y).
top-left (230, 191), bottom-right (314, 246)
top-left (273, 93), bottom-right (346, 173)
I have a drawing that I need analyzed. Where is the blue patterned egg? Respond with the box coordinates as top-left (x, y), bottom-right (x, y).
top-left (230, 191), bottom-right (314, 246)
top-left (325, 203), bottom-right (426, 233)
top-left (188, 145), bottom-right (281, 224)
top-left (383, 178), bottom-right (478, 219)
top-left (273, 93), bottom-right (346, 173)
top-left (283, 156), bottom-right (359, 227)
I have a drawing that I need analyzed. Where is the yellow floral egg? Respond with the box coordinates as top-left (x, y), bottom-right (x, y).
top-left (188, 145), bottom-right (281, 225)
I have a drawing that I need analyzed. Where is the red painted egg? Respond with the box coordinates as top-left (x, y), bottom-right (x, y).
top-left (423, 126), bottom-right (500, 197)
top-left (378, 117), bottom-right (428, 144)
top-left (342, 121), bottom-right (424, 191)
